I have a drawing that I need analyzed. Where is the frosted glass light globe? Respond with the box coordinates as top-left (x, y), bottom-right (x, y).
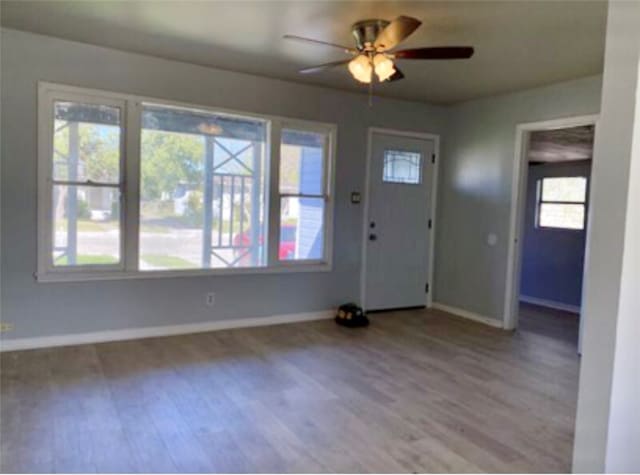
top-left (348, 55), bottom-right (373, 84)
top-left (374, 54), bottom-right (396, 82)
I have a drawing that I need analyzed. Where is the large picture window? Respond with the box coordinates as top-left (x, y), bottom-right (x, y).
top-left (38, 83), bottom-right (335, 280)
top-left (139, 104), bottom-right (268, 270)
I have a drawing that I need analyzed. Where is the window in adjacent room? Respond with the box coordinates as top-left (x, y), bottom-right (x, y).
top-left (537, 176), bottom-right (588, 230)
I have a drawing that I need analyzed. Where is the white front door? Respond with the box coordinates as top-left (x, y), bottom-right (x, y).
top-left (364, 131), bottom-right (435, 311)
top-left (363, 132), bottom-right (435, 310)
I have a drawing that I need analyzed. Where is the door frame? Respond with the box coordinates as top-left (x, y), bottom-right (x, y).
top-left (503, 114), bottom-right (599, 340)
top-left (360, 127), bottom-right (440, 310)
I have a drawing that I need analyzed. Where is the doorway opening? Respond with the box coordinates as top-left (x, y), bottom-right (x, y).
top-left (504, 116), bottom-right (597, 350)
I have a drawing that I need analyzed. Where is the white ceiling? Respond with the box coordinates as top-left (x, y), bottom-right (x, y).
top-left (0, 0), bottom-right (607, 104)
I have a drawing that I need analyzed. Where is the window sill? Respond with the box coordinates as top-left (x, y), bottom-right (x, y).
top-left (35, 262), bottom-right (333, 283)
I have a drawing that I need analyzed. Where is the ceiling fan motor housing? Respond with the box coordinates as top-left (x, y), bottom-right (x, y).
top-left (352, 19), bottom-right (390, 50)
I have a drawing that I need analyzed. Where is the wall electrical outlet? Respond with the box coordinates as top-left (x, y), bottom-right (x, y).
top-left (205, 292), bottom-right (215, 307)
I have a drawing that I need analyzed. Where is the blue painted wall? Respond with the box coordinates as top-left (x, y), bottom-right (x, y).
top-left (520, 160), bottom-right (591, 308)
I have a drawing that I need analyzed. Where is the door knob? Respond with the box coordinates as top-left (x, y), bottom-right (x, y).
top-left (369, 233), bottom-right (377, 241)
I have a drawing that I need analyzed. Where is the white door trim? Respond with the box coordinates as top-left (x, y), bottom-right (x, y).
top-left (503, 114), bottom-right (599, 335)
top-left (360, 127), bottom-right (440, 310)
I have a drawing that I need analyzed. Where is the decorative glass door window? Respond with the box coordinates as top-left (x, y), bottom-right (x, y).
top-left (383, 150), bottom-right (422, 184)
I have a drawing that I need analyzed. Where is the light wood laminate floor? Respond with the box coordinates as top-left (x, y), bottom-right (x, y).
top-left (0, 307), bottom-right (579, 473)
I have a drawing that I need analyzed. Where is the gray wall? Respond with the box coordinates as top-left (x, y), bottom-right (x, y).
top-left (520, 160), bottom-right (591, 308)
top-left (0, 28), bottom-right (448, 340)
top-left (0, 27), bottom-right (606, 340)
top-left (434, 75), bottom-right (602, 322)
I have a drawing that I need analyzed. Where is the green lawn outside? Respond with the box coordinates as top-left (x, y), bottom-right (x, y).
top-left (139, 224), bottom-right (172, 234)
top-left (55, 219), bottom-right (116, 232)
top-left (141, 254), bottom-right (198, 269)
top-left (56, 219), bottom-right (174, 234)
top-left (54, 254), bottom-right (119, 265)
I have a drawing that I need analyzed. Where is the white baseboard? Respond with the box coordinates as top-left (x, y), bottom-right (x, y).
top-left (0, 310), bottom-right (334, 352)
top-left (520, 295), bottom-right (581, 314)
top-left (431, 302), bottom-right (504, 329)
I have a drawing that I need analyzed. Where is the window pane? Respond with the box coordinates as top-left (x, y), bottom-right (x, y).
top-left (139, 104), bottom-right (268, 270)
top-left (541, 177), bottom-right (587, 202)
top-left (53, 102), bottom-right (121, 183)
top-left (539, 203), bottom-right (585, 230)
top-left (280, 129), bottom-right (325, 195)
top-left (52, 185), bottom-right (120, 266)
top-left (383, 150), bottom-right (422, 184)
top-left (280, 197), bottom-right (324, 261)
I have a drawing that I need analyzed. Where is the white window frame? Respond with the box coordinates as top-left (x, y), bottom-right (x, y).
top-left (38, 89), bottom-right (128, 276)
top-left (37, 82), bottom-right (336, 282)
top-left (535, 176), bottom-right (588, 231)
top-left (276, 121), bottom-right (335, 266)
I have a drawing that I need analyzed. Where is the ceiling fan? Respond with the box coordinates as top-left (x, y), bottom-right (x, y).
top-left (284, 16), bottom-right (474, 84)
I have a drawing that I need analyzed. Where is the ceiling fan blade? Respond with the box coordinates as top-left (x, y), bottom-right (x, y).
top-left (374, 16), bottom-right (422, 51)
top-left (283, 35), bottom-right (354, 53)
top-left (394, 46), bottom-right (474, 60)
top-left (387, 68), bottom-right (405, 82)
top-left (299, 59), bottom-right (351, 74)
